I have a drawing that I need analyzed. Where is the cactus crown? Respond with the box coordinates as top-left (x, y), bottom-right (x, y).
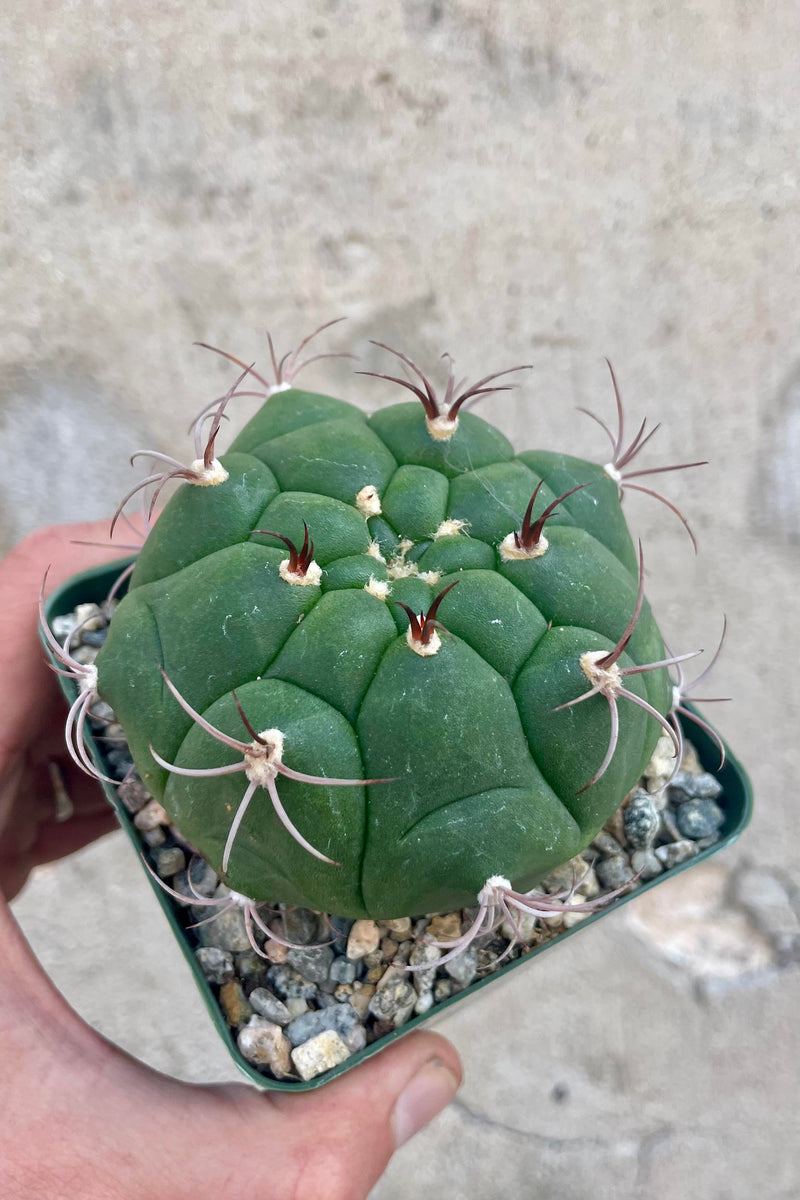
top-left (80, 326), bottom-right (707, 921)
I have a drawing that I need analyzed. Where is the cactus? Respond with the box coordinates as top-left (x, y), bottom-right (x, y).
top-left (69, 327), bottom-right (704, 923)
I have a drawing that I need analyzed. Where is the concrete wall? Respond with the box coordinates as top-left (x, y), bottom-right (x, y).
top-left (4, 4), bottom-right (799, 1196)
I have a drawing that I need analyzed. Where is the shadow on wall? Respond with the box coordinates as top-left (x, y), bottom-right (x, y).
top-left (0, 371), bottom-right (153, 553)
top-left (755, 365), bottom-right (800, 545)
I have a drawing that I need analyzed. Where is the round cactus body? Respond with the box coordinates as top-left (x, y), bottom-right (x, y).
top-left (97, 379), bottom-right (672, 920)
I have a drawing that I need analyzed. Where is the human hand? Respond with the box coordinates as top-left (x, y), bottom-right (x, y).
top-left (0, 522), bottom-right (462, 1200)
top-left (0, 521), bottom-right (128, 901)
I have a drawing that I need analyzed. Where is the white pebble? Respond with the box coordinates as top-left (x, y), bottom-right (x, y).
top-left (347, 919), bottom-right (380, 960)
top-left (134, 800), bottom-right (169, 831)
top-left (291, 1030), bottom-right (352, 1081)
top-left (381, 917), bottom-right (412, 938)
top-left (501, 910), bottom-right (537, 943)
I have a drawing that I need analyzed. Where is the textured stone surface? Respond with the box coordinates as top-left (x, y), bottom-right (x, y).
top-left (347, 920), bottom-right (381, 960)
top-left (237, 1017), bottom-right (293, 1079)
top-left (6, 4), bottom-right (800, 1197)
top-left (291, 1029), bottom-right (352, 1081)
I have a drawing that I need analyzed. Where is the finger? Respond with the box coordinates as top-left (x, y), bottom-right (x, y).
top-left (28, 691), bottom-right (84, 765)
top-left (23, 810), bottom-right (119, 872)
top-left (35, 754), bottom-right (117, 819)
top-left (0, 812), bottom-right (119, 903)
top-left (0, 753), bottom-right (118, 900)
top-left (0, 753), bottom-right (25, 838)
top-left (6, 748), bottom-right (115, 829)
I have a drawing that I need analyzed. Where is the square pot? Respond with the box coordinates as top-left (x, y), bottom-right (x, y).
top-left (43, 558), bottom-right (753, 1091)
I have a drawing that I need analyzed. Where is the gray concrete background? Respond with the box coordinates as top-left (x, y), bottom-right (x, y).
top-left (3, 2), bottom-right (799, 1197)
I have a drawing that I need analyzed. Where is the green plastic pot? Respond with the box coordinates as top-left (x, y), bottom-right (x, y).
top-left (43, 558), bottom-right (753, 1091)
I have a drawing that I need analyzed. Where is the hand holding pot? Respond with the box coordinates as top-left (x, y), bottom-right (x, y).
top-left (0, 522), bottom-right (462, 1200)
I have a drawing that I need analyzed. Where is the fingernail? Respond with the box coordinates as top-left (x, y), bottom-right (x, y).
top-left (392, 1058), bottom-right (461, 1149)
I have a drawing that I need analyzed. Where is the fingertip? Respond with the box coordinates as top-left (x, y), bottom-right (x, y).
top-left (392, 1055), bottom-right (461, 1148)
top-left (401, 1030), bottom-right (463, 1089)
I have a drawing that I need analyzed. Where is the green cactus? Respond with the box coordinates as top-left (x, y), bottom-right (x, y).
top-left (91, 333), bottom-right (691, 921)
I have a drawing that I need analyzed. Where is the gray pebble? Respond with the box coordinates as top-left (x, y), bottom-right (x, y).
top-left (169, 869), bottom-right (198, 903)
top-left (248, 988), bottom-right (291, 1025)
top-left (675, 800), bottom-right (725, 840)
top-left (187, 857), bottom-right (218, 897)
top-left (329, 958), bottom-right (358, 985)
top-left (630, 850), bottom-right (663, 882)
top-left (623, 790), bottom-right (660, 850)
top-left (281, 908), bottom-right (320, 946)
top-left (286, 945), bottom-right (334, 984)
top-left (142, 828), bottom-right (166, 847)
top-left (284, 1002), bottom-right (359, 1048)
top-left (72, 645), bottom-right (99, 666)
top-left (51, 613), bottom-right (80, 641)
top-left (595, 855), bottom-right (635, 889)
top-left (328, 915), bottom-right (355, 954)
top-left (117, 776), bottom-right (150, 814)
top-left (669, 770), bottom-right (723, 801)
top-left (285, 997), bottom-right (310, 1019)
top-left (250, 988), bottom-right (291, 1027)
top-left (433, 978), bottom-right (454, 1003)
top-left (444, 946), bottom-right (478, 989)
top-left (476, 942), bottom-right (507, 973)
top-left (391, 939), bottom-right (414, 965)
top-left (368, 971), bottom-right (416, 1026)
top-left (110, 756), bottom-right (135, 781)
top-left (266, 964), bottom-right (319, 1001)
top-left (408, 943), bottom-right (441, 994)
top-left (194, 947), bottom-right (235, 985)
top-left (343, 1024), bottom-right (367, 1053)
top-left (540, 857), bottom-right (594, 897)
top-left (655, 840), bottom-right (699, 869)
top-left (658, 808), bottom-right (683, 843)
top-left (81, 628), bottom-right (108, 647)
top-left (234, 952), bottom-right (268, 985)
top-left (152, 846), bottom-right (186, 878)
top-left (195, 903), bottom-right (252, 953)
top-left (592, 831), bottom-right (624, 857)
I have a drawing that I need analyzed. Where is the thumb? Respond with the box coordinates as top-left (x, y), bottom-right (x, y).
top-left (245, 1030), bottom-right (463, 1198)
